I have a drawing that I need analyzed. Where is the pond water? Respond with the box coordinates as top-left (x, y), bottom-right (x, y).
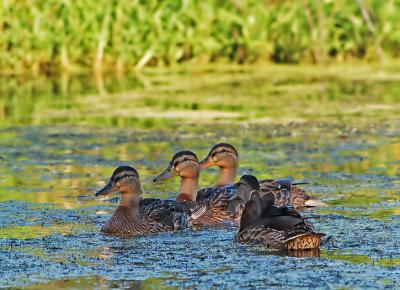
top-left (0, 65), bottom-right (399, 288)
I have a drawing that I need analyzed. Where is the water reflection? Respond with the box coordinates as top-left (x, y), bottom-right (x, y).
top-left (253, 248), bottom-right (321, 258)
top-left (1, 66), bottom-right (400, 127)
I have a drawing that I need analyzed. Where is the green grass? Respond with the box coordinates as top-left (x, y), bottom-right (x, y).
top-left (1, 0), bottom-right (400, 74)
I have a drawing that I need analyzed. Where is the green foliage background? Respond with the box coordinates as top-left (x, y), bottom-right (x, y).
top-left (1, 0), bottom-right (399, 73)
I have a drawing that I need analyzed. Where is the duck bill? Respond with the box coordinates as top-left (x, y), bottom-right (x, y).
top-left (228, 184), bottom-right (241, 201)
top-left (229, 182), bottom-right (245, 201)
top-left (199, 155), bottom-right (215, 169)
top-left (228, 191), bottom-right (240, 201)
top-left (153, 165), bottom-right (177, 182)
top-left (95, 180), bottom-right (113, 196)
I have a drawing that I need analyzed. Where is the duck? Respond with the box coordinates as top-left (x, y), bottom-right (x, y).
top-left (95, 166), bottom-right (190, 236)
top-left (199, 143), bottom-right (326, 210)
top-left (153, 150), bottom-right (242, 226)
top-left (231, 175), bottom-right (325, 250)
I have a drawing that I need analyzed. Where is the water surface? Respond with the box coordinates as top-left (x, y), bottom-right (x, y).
top-left (0, 65), bottom-right (399, 288)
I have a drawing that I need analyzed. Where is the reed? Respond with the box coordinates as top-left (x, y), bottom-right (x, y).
top-left (1, 0), bottom-right (399, 73)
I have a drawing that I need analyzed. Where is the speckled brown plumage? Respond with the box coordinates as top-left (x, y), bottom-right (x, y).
top-left (154, 150), bottom-right (243, 227)
top-left (96, 165), bottom-right (191, 237)
top-left (259, 179), bottom-right (310, 211)
top-left (101, 206), bottom-right (171, 236)
top-left (101, 199), bottom-right (192, 236)
top-left (234, 177), bottom-right (325, 250)
top-left (189, 186), bottom-right (242, 227)
top-left (200, 143), bottom-right (323, 211)
top-left (235, 220), bottom-right (324, 250)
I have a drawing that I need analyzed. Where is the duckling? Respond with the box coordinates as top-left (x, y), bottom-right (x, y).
top-left (95, 166), bottom-right (190, 236)
top-left (232, 175), bottom-right (325, 250)
top-left (200, 143), bottom-right (326, 210)
top-left (153, 151), bottom-right (241, 226)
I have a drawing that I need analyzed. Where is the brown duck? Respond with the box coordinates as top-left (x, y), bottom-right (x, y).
top-left (200, 143), bottom-right (326, 210)
top-left (95, 166), bottom-right (190, 236)
top-left (153, 151), bottom-right (241, 227)
top-left (231, 175), bottom-right (325, 250)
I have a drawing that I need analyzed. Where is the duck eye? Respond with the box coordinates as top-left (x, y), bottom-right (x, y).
top-left (183, 157), bottom-right (188, 161)
top-left (221, 149), bottom-right (226, 153)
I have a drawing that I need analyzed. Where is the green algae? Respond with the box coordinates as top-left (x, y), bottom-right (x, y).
top-left (0, 224), bottom-right (94, 240)
top-left (0, 66), bottom-right (399, 288)
top-left (321, 250), bottom-right (400, 267)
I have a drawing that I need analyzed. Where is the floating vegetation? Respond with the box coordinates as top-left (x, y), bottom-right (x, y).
top-left (0, 67), bottom-right (399, 288)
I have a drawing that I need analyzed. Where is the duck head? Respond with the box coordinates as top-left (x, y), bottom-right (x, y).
top-left (153, 151), bottom-right (200, 202)
top-left (229, 175), bottom-right (260, 203)
top-left (232, 175), bottom-right (305, 231)
top-left (229, 175), bottom-right (264, 231)
top-left (199, 143), bottom-right (238, 186)
top-left (230, 174), bottom-right (276, 206)
top-left (95, 166), bottom-right (142, 208)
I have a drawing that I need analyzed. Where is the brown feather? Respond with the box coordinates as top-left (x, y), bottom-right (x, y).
top-left (235, 189), bottom-right (325, 250)
top-left (189, 187), bottom-right (242, 227)
top-left (259, 179), bottom-right (311, 211)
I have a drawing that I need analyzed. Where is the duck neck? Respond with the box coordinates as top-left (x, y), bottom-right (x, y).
top-left (177, 177), bottom-right (199, 202)
top-left (118, 182), bottom-right (141, 215)
top-left (216, 166), bottom-right (237, 186)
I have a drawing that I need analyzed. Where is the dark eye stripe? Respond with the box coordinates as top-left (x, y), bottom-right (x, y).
top-left (114, 174), bottom-right (136, 183)
top-left (212, 149), bottom-right (231, 156)
top-left (173, 157), bottom-right (195, 167)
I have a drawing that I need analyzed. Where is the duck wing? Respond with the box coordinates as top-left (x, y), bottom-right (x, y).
top-left (257, 192), bottom-right (302, 219)
top-left (259, 179), bottom-right (310, 210)
top-left (259, 177), bottom-right (308, 190)
top-left (279, 205), bottom-right (302, 218)
top-left (259, 181), bottom-right (291, 206)
top-left (140, 198), bottom-right (192, 230)
top-left (260, 215), bottom-right (305, 230)
top-left (236, 222), bottom-right (323, 250)
top-left (139, 198), bottom-right (163, 208)
top-left (239, 199), bottom-right (261, 231)
top-left (196, 187), bottom-right (217, 202)
top-left (190, 187), bottom-right (241, 225)
top-left (235, 226), bottom-right (288, 249)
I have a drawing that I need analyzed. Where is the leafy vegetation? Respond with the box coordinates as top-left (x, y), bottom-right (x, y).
top-left (1, 0), bottom-right (400, 73)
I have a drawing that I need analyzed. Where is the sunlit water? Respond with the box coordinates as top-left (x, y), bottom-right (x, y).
top-left (0, 65), bottom-right (399, 288)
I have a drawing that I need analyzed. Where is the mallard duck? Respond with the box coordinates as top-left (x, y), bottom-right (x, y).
top-left (200, 143), bottom-right (326, 210)
top-left (231, 175), bottom-right (325, 250)
top-left (153, 151), bottom-right (241, 226)
top-left (95, 166), bottom-right (190, 236)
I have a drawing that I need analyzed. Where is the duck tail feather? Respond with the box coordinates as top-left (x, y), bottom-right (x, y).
top-left (292, 182), bottom-right (309, 186)
top-left (285, 232), bottom-right (326, 250)
top-left (305, 199), bottom-right (328, 207)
